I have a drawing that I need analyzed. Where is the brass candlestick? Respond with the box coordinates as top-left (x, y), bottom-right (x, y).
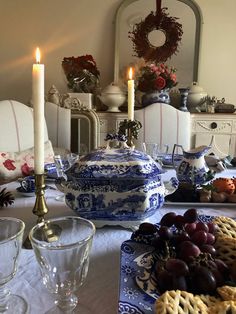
top-left (32, 173), bottom-right (49, 223)
top-left (126, 127), bottom-right (134, 148)
top-left (23, 173), bottom-right (60, 249)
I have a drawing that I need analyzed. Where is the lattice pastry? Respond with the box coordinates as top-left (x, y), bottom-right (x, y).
top-left (214, 236), bottom-right (236, 266)
top-left (213, 216), bottom-right (236, 239)
top-left (217, 285), bottom-right (236, 301)
top-left (155, 290), bottom-right (208, 314)
top-left (208, 300), bottom-right (236, 314)
top-left (196, 294), bottom-right (221, 308)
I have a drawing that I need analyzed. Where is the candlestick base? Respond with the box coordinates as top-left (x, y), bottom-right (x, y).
top-left (127, 128), bottom-right (134, 149)
top-left (23, 173), bottom-right (59, 249)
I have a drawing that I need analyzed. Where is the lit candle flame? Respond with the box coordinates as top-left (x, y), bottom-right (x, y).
top-left (128, 67), bottom-right (133, 80)
top-left (36, 47), bottom-right (41, 63)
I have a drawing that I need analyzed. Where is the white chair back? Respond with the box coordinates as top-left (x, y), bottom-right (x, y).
top-left (0, 100), bottom-right (49, 152)
top-left (134, 103), bottom-right (191, 152)
top-left (45, 101), bottom-right (71, 151)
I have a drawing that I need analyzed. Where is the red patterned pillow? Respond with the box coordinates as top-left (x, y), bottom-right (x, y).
top-left (0, 140), bottom-right (54, 184)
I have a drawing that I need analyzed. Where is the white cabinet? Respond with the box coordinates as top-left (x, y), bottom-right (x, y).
top-left (97, 111), bottom-right (127, 146)
top-left (191, 113), bottom-right (236, 157)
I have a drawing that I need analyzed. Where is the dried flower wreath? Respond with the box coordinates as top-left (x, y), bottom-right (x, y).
top-left (129, 6), bottom-right (183, 63)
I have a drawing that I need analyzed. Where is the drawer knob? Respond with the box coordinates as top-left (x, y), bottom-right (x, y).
top-left (211, 122), bottom-right (217, 129)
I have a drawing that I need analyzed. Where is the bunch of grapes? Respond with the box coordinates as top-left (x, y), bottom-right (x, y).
top-left (137, 208), bottom-right (231, 295)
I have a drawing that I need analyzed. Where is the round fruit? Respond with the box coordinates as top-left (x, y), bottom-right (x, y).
top-left (160, 212), bottom-right (177, 227)
top-left (158, 226), bottom-right (173, 240)
top-left (179, 241), bottom-right (201, 261)
top-left (212, 177), bottom-right (235, 194)
top-left (184, 208), bottom-right (198, 223)
top-left (138, 222), bottom-right (157, 235)
top-left (191, 230), bottom-right (208, 246)
top-left (165, 258), bottom-right (189, 276)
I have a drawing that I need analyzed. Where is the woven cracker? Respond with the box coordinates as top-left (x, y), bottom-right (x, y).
top-left (214, 236), bottom-right (236, 266)
top-left (213, 216), bottom-right (236, 239)
top-left (217, 285), bottom-right (236, 301)
top-left (196, 294), bottom-right (222, 307)
top-left (208, 300), bottom-right (236, 314)
top-left (155, 290), bottom-right (208, 314)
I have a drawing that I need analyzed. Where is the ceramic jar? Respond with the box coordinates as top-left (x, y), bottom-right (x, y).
top-left (55, 144), bottom-right (178, 228)
top-left (142, 89), bottom-right (170, 107)
top-left (187, 82), bottom-right (207, 112)
top-left (98, 83), bottom-right (126, 112)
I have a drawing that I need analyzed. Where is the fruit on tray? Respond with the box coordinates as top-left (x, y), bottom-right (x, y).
top-left (166, 177), bottom-right (236, 203)
top-left (135, 209), bottom-right (236, 297)
top-left (212, 178), bottom-right (235, 194)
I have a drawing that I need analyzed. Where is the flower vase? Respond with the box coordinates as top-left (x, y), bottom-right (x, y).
top-left (141, 89), bottom-right (170, 107)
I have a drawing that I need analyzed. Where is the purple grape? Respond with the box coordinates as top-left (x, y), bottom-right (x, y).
top-left (179, 241), bottom-right (201, 261)
top-left (193, 266), bottom-right (216, 294)
top-left (184, 223), bottom-right (197, 236)
top-left (165, 258), bottom-right (189, 276)
top-left (195, 221), bottom-right (209, 233)
top-left (191, 230), bottom-right (208, 246)
top-left (160, 212), bottom-right (177, 227)
top-left (184, 208), bottom-right (198, 223)
top-left (200, 244), bottom-right (216, 256)
top-left (211, 268), bottom-right (224, 287)
top-left (172, 276), bottom-right (188, 291)
top-left (177, 231), bottom-right (191, 243)
top-left (138, 222), bottom-right (157, 235)
top-left (207, 222), bottom-right (218, 234)
top-left (158, 226), bottom-right (173, 240)
top-left (174, 215), bottom-right (186, 229)
top-left (214, 259), bottom-right (230, 276)
top-left (156, 269), bottom-right (173, 293)
top-left (206, 232), bottom-right (215, 245)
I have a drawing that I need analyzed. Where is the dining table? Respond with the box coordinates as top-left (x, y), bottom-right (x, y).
top-left (1, 167), bottom-right (236, 314)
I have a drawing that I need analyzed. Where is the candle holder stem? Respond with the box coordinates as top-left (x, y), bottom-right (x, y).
top-left (23, 173), bottom-right (50, 249)
top-left (32, 174), bottom-right (49, 223)
top-left (126, 127), bottom-right (134, 148)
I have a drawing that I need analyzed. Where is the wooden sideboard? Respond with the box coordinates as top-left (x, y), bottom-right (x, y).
top-left (191, 113), bottom-right (236, 158)
top-left (97, 111), bottom-right (236, 157)
top-left (97, 111), bottom-right (127, 146)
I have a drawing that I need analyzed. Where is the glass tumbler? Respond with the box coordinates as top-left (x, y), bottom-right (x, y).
top-left (142, 142), bottom-right (158, 160)
top-left (0, 217), bottom-right (27, 313)
top-left (29, 216), bottom-right (95, 313)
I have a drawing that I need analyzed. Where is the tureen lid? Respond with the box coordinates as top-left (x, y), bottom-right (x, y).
top-left (68, 147), bottom-right (164, 180)
top-left (188, 82), bottom-right (205, 94)
top-left (102, 83), bottom-right (125, 95)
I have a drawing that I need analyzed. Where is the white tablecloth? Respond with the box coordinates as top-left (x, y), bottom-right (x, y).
top-left (1, 169), bottom-right (236, 314)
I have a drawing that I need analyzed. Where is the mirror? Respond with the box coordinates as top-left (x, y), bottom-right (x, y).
top-left (114, 0), bottom-right (203, 88)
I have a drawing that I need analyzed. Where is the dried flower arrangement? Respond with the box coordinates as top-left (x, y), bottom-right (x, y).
top-left (62, 55), bottom-right (100, 93)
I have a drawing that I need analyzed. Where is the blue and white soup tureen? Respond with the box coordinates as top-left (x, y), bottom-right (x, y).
top-left (55, 146), bottom-right (178, 228)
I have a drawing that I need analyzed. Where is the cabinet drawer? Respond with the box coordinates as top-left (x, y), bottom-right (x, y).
top-left (193, 119), bottom-right (232, 133)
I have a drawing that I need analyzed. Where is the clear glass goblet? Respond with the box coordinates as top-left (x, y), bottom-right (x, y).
top-left (53, 153), bottom-right (79, 202)
top-left (0, 217), bottom-right (27, 313)
top-left (142, 142), bottom-right (158, 160)
top-left (29, 216), bottom-right (95, 313)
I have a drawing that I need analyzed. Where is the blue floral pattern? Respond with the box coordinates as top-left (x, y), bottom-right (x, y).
top-left (118, 215), bottom-right (215, 313)
top-left (56, 146), bottom-right (177, 222)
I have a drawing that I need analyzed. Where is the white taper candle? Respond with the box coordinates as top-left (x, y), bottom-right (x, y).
top-left (32, 47), bottom-right (45, 174)
top-left (128, 67), bottom-right (134, 121)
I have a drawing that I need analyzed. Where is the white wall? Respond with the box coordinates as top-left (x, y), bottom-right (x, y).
top-left (0, 0), bottom-right (235, 106)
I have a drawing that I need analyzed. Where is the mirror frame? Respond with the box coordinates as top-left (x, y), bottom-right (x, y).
top-left (113, 0), bottom-right (203, 84)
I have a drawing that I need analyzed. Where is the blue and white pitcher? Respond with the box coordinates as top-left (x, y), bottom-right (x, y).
top-left (172, 144), bottom-right (215, 186)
